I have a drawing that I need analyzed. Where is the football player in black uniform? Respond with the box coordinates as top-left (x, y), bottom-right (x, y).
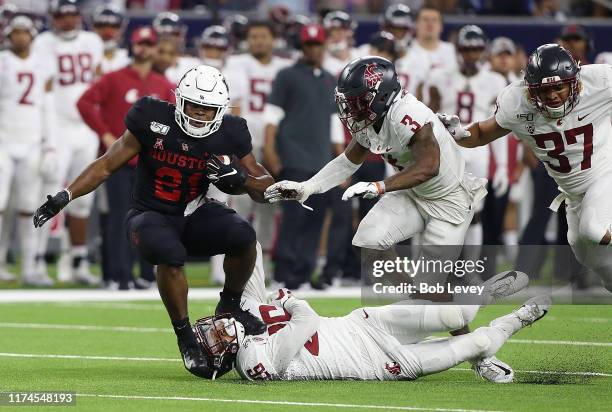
top-left (33, 66), bottom-right (274, 379)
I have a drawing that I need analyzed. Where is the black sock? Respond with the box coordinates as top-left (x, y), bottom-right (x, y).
top-left (172, 317), bottom-right (196, 344)
top-left (219, 289), bottom-right (242, 308)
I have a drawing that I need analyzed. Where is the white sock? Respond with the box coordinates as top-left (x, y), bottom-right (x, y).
top-left (503, 230), bottom-right (518, 246)
top-left (17, 215), bottom-right (38, 276)
top-left (71, 245), bottom-right (88, 259)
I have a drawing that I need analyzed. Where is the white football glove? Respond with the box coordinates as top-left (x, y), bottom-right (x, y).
top-left (269, 288), bottom-right (293, 307)
top-left (39, 149), bottom-right (58, 183)
top-left (491, 167), bottom-right (509, 197)
top-left (437, 113), bottom-right (471, 141)
top-left (264, 180), bottom-right (314, 207)
top-left (342, 181), bottom-right (384, 201)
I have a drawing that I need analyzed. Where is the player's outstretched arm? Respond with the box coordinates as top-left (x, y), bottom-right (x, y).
top-left (33, 130), bottom-right (141, 228)
top-left (264, 139), bottom-right (368, 205)
top-left (380, 122), bottom-right (440, 193)
top-left (239, 153), bottom-right (275, 203)
top-left (438, 113), bottom-right (510, 148)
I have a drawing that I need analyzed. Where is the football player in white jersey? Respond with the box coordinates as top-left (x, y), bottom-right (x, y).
top-left (193, 256), bottom-right (547, 381)
top-left (379, 4), bottom-right (414, 60)
top-left (265, 56), bottom-right (527, 382)
top-left (197, 25), bottom-right (230, 71)
top-left (91, 4), bottom-right (129, 74)
top-left (321, 11), bottom-right (361, 77)
top-left (154, 12), bottom-right (199, 85)
top-left (224, 21), bottom-right (292, 263)
top-left (427, 25), bottom-right (509, 255)
top-left (0, 15), bottom-right (57, 284)
top-left (32, 0), bottom-right (103, 285)
top-left (439, 44), bottom-right (612, 292)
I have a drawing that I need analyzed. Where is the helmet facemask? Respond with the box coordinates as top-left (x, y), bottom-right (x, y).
top-left (175, 93), bottom-right (228, 138)
top-left (527, 76), bottom-right (580, 119)
top-left (335, 89), bottom-right (378, 133)
top-left (193, 314), bottom-right (245, 380)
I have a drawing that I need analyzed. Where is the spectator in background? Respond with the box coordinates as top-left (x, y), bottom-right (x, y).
top-left (92, 4), bottom-right (130, 74)
top-left (153, 36), bottom-right (179, 81)
top-left (197, 25), bottom-right (230, 70)
top-left (379, 4), bottom-right (414, 60)
top-left (488, 37), bottom-right (520, 83)
top-left (153, 11), bottom-right (200, 84)
top-left (77, 26), bottom-right (175, 289)
top-left (263, 24), bottom-right (343, 289)
top-left (557, 24), bottom-right (591, 64)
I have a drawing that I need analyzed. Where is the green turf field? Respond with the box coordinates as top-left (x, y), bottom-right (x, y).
top-left (0, 297), bottom-right (610, 412)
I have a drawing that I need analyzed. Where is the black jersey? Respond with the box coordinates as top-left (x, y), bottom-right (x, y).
top-left (124, 97), bottom-right (253, 215)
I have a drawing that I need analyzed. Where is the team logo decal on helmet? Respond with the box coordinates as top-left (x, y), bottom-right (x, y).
top-left (364, 63), bottom-right (383, 89)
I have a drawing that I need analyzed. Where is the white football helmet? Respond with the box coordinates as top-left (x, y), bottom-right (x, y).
top-left (174, 65), bottom-right (230, 138)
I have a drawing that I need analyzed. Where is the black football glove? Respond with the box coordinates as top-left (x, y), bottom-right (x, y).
top-left (33, 190), bottom-right (70, 228)
top-left (205, 155), bottom-right (247, 192)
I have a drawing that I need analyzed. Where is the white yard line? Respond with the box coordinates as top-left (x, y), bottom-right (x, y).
top-left (75, 393), bottom-right (504, 412)
top-left (1, 322), bottom-right (611, 348)
top-left (0, 352), bottom-right (610, 378)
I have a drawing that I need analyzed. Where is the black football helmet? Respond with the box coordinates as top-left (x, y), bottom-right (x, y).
top-left (49, 0), bottom-right (79, 16)
top-left (198, 25), bottom-right (229, 50)
top-left (153, 11), bottom-right (187, 43)
top-left (92, 5), bottom-right (126, 51)
top-left (323, 10), bottom-right (357, 31)
top-left (525, 43), bottom-right (581, 119)
top-left (368, 31), bottom-right (398, 61)
top-left (224, 14), bottom-right (249, 52)
top-left (382, 4), bottom-right (413, 30)
top-left (456, 25), bottom-right (487, 50)
top-left (335, 56), bottom-right (401, 133)
top-left (193, 314), bottom-right (245, 380)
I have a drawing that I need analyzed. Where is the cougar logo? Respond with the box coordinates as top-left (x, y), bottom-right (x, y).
top-left (385, 361), bottom-right (401, 376)
top-left (364, 63), bottom-right (383, 88)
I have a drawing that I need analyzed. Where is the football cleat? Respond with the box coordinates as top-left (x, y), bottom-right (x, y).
top-left (215, 301), bottom-right (266, 336)
top-left (22, 273), bottom-right (54, 287)
top-left (72, 256), bottom-right (101, 286)
top-left (472, 356), bottom-right (514, 383)
top-left (177, 339), bottom-right (214, 379)
top-left (509, 295), bottom-right (551, 327)
top-left (481, 270), bottom-right (529, 305)
top-left (0, 266), bottom-right (16, 282)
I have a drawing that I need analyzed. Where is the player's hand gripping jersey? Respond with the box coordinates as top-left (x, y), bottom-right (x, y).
top-left (495, 64), bottom-right (612, 197)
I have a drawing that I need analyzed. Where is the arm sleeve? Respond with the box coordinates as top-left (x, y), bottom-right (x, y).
top-left (330, 114), bottom-right (345, 145)
top-left (124, 97), bottom-right (152, 147)
top-left (77, 75), bottom-right (112, 138)
top-left (267, 298), bottom-right (320, 374)
top-left (305, 152), bottom-right (362, 194)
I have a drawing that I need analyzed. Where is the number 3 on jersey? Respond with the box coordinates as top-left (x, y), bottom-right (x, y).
top-left (259, 304), bottom-right (319, 356)
top-left (532, 124), bottom-right (593, 173)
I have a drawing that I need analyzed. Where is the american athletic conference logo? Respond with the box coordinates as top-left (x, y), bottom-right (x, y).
top-left (364, 63), bottom-right (383, 88)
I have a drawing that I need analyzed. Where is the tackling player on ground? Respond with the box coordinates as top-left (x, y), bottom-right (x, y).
top-left (439, 44), bottom-right (612, 292)
top-left (33, 65), bottom-right (274, 378)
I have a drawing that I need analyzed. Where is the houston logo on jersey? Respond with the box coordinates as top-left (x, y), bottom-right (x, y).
top-left (364, 63), bottom-right (383, 88)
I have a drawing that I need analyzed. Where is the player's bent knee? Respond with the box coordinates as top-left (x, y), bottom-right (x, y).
top-left (352, 221), bottom-right (393, 250)
top-left (225, 220), bottom-right (256, 253)
top-left (578, 207), bottom-right (609, 244)
top-left (439, 306), bottom-right (469, 331)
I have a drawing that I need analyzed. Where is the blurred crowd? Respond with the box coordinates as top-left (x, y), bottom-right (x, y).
top-left (0, 0), bottom-right (610, 290)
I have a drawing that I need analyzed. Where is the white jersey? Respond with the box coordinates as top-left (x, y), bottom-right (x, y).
top-left (225, 54), bottom-right (292, 150)
top-left (100, 48), bottom-right (130, 74)
top-left (0, 50), bottom-right (51, 153)
top-left (237, 297), bottom-right (420, 381)
top-left (165, 55), bottom-right (201, 85)
top-left (408, 40), bottom-right (458, 72)
top-left (322, 49), bottom-right (361, 77)
top-left (495, 64), bottom-right (612, 197)
top-left (32, 30), bottom-right (103, 124)
top-left (353, 92), bottom-right (465, 200)
top-left (395, 49), bottom-right (430, 96)
top-left (595, 52), bottom-right (612, 65)
top-left (428, 67), bottom-right (507, 124)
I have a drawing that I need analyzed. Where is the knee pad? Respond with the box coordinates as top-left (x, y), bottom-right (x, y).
top-left (65, 193), bottom-right (94, 218)
top-left (438, 306), bottom-right (468, 331)
top-left (226, 220), bottom-right (256, 252)
top-left (352, 220), bottom-right (393, 250)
